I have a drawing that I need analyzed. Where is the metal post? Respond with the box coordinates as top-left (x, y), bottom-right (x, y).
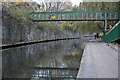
top-left (34, 14), bottom-right (36, 20)
top-left (56, 14), bottom-right (58, 20)
top-left (115, 13), bottom-right (117, 19)
top-left (91, 13), bottom-right (93, 19)
top-left (68, 14), bottom-right (70, 20)
top-left (101, 13), bottom-right (103, 20)
top-left (72, 14), bottom-right (73, 20)
top-left (39, 14), bottom-right (40, 20)
top-left (44, 14), bottom-right (46, 20)
top-left (61, 14), bottom-right (62, 20)
top-left (77, 14), bottom-right (79, 20)
top-left (105, 20), bottom-right (107, 32)
top-left (104, 13), bottom-right (107, 32)
top-left (65, 14), bottom-right (67, 20)
top-left (40, 13), bottom-right (42, 20)
top-left (110, 13), bottom-right (111, 19)
top-left (96, 13), bottom-right (97, 20)
top-left (82, 14), bottom-right (83, 19)
top-left (86, 13), bottom-right (88, 20)
top-left (70, 14), bottom-right (71, 19)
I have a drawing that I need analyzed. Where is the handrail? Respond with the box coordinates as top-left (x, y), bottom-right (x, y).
top-left (106, 21), bottom-right (120, 35)
top-left (30, 11), bottom-right (119, 21)
top-left (104, 21), bottom-right (120, 43)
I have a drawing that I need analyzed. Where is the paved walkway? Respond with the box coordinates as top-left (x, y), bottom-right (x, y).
top-left (77, 42), bottom-right (118, 78)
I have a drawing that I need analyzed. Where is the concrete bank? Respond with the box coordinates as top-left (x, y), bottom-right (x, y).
top-left (1, 37), bottom-right (80, 49)
top-left (77, 41), bottom-right (118, 78)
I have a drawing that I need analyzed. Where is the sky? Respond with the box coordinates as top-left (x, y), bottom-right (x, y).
top-left (33, 0), bottom-right (83, 6)
top-left (71, 0), bottom-right (83, 6)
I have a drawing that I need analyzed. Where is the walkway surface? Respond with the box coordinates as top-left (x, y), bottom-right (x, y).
top-left (77, 42), bottom-right (118, 78)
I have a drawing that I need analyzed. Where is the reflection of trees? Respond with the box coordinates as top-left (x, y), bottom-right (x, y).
top-left (2, 48), bottom-right (34, 78)
top-left (32, 40), bottom-right (83, 68)
top-left (2, 40), bottom-right (84, 78)
top-left (63, 52), bottom-right (82, 68)
top-left (62, 40), bottom-right (84, 68)
top-left (33, 41), bottom-right (66, 67)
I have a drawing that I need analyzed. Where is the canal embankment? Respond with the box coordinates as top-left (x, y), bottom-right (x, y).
top-left (2, 6), bottom-right (81, 50)
top-left (106, 43), bottom-right (119, 52)
top-left (1, 37), bottom-right (80, 49)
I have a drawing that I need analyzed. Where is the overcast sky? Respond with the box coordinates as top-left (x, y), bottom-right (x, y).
top-left (71, 0), bottom-right (83, 6)
top-left (33, 0), bottom-right (83, 6)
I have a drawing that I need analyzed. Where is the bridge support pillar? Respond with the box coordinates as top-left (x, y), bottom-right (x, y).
top-left (104, 20), bottom-right (107, 42)
top-left (105, 20), bottom-right (107, 32)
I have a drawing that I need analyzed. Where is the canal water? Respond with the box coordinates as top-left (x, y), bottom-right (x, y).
top-left (2, 39), bottom-right (85, 79)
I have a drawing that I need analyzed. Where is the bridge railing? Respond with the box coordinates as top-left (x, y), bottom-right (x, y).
top-left (104, 21), bottom-right (120, 43)
top-left (30, 11), bottom-right (119, 21)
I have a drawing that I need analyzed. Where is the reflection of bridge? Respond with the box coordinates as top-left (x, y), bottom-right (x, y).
top-left (31, 67), bottom-right (79, 79)
top-left (30, 11), bottom-right (119, 21)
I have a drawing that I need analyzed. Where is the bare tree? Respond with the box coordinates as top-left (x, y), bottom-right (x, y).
top-left (44, 0), bottom-right (72, 12)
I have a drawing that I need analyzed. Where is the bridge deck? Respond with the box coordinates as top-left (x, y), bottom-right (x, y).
top-left (30, 11), bottom-right (119, 21)
top-left (77, 41), bottom-right (118, 78)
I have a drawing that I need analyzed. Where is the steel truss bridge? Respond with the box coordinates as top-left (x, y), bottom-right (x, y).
top-left (30, 11), bottom-right (120, 43)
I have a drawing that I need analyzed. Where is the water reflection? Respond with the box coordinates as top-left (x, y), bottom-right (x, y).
top-left (32, 68), bottom-right (79, 79)
top-left (2, 39), bottom-right (84, 78)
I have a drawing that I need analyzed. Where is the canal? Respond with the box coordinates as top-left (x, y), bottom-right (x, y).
top-left (2, 39), bottom-right (85, 79)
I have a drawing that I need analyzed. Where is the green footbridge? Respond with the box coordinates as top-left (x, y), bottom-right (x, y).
top-left (30, 11), bottom-right (120, 43)
top-left (30, 11), bottom-right (119, 21)
top-left (104, 21), bottom-right (120, 43)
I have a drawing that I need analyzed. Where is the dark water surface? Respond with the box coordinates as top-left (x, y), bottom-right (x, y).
top-left (2, 39), bottom-right (84, 79)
